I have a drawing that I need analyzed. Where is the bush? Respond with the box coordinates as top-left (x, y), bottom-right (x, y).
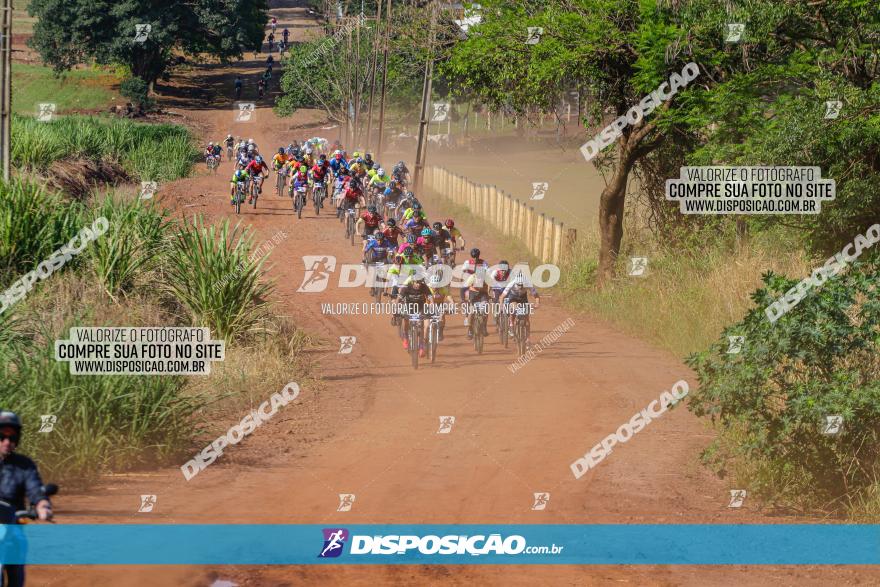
top-left (685, 252), bottom-right (880, 514)
top-left (163, 217), bottom-right (274, 342)
top-left (0, 179), bottom-right (86, 285)
top-left (119, 76), bottom-right (153, 110)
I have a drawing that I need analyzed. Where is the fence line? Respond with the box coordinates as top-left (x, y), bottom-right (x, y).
top-left (423, 166), bottom-right (575, 264)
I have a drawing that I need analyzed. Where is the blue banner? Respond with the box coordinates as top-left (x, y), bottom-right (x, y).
top-left (1, 524), bottom-right (878, 565)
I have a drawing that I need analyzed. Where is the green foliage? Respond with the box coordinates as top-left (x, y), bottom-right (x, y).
top-left (686, 252), bottom-right (880, 512)
top-left (163, 217), bottom-right (274, 342)
top-left (0, 320), bottom-right (201, 484)
top-left (28, 0), bottom-right (269, 84)
top-left (0, 179), bottom-right (86, 284)
top-left (86, 195), bottom-right (169, 298)
top-left (119, 75), bottom-right (153, 110)
top-left (12, 62), bottom-right (120, 114)
top-left (12, 114), bottom-right (198, 181)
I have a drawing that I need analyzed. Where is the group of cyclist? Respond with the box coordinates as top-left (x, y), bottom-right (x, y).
top-left (212, 136), bottom-right (540, 358)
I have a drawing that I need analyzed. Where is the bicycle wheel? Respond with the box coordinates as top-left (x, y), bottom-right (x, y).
top-left (516, 321), bottom-right (527, 355)
top-left (409, 323), bottom-right (420, 369)
top-left (314, 190), bottom-right (321, 216)
top-left (429, 321), bottom-right (438, 364)
top-left (474, 315), bottom-right (484, 354)
top-left (499, 311), bottom-right (509, 347)
top-left (235, 191), bottom-right (242, 215)
top-left (296, 194), bottom-right (303, 219)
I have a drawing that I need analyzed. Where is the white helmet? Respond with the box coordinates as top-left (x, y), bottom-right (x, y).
top-left (247, 145), bottom-right (255, 152)
top-left (306, 147), bottom-right (313, 155)
top-left (226, 134), bottom-right (233, 139)
top-left (377, 167), bottom-right (385, 176)
top-left (248, 138), bottom-right (254, 144)
top-left (208, 142), bottom-right (213, 146)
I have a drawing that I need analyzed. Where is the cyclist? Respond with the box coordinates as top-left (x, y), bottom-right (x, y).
top-left (225, 134), bottom-right (236, 157)
top-left (363, 152), bottom-right (375, 170)
top-left (212, 141), bottom-right (222, 160)
top-left (404, 212), bottom-right (429, 237)
top-left (432, 221), bottom-right (454, 260)
top-left (360, 204), bottom-right (383, 237)
top-left (310, 154), bottom-right (331, 205)
top-left (369, 166), bottom-right (392, 198)
top-left (267, 55), bottom-right (274, 68)
top-left (204, 142), bottom-right (216, 167)
top-left (500, 274), bottom-right (540, 348)
top-left (401, 201), bottom-right (426, 223)
top-left (234, 76), bottom-right (243, 99)
top-left (230, 167), bottom-right (249, 204)
top-left (444, 219), bottom-right (464, 251)
top-left (270, 16), bottom-right (277, 34)
top-left (329, 150), bottom-right (348, 176)
top-left (0, 411), bottom-right (54, 587)
top-left (461, 247), bottom-right (488, 330)
top-left (464, 267), bottom-right (491, 340)
top-left (382, 217), bottom-right (402, 245)
top-left (290, 164), bottom-right (309, 198)
top-left (303, 147), bottom-right (316, 169)
top-left (490, 260), bottom-right (512, 303)
top-left (392, 160), bottom-right (410, 185)
top-left (245, 155), bottom-right (269, 202)
top-left (427, 267), bottom-right (454, 341)
top-left (282, 27), bottom-right (290, 44)
top-left (417, 227), bottom-right (436, 258)
top-left (397, 273), bottom-right (432, 356)
top-left (363, 230), bottom-right (394, 265)
top-left (340, 176), bottom-right (363, 215)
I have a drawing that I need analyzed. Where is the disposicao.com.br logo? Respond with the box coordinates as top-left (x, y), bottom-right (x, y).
top-left (318, 529), bottom-right (563, 558)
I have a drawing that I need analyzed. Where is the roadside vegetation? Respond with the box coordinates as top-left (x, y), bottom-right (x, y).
top-left (0, 179), bottom-right (316, 487)
top-left (12, 63), bottom-right (121, 115)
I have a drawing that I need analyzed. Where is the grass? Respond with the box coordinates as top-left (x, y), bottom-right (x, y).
top-left (0, 189), bottom-right (313, 486)
top-left (12, 114), bottom-right (199, 182)
top-left (12, 63), bottom-right (120, 115)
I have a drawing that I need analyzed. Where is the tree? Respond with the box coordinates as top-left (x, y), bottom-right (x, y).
top-left (29, 0), bottom-right (269, 92)
top-left (444, 0), bottom-right (880, 283)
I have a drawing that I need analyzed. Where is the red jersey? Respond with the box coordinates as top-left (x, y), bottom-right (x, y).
top-left (361, 211), bottom-right (381, 227)
top-left (344, 185), bottom-right (361, 200)
top-left (245, 160), bottom-right (268, 175)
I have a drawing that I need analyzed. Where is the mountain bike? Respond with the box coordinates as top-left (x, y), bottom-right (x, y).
top-left (425, 312), bottom-right (442, 364)
top-left (496, 297), bottom-right (509, 348)
top-left (251, 175), bottom-right (263, 208)
top-left (234, 181), bottom-right (247, 214)
top-left (313, 181), bottom-right (325, 216)
top-left (206, 155), bottom-right (219, 173)
top-left (344, 208), bottom-right (357, 245)
top-left (227, 144), bottom-right (234, 161)
top-left (407, 313), bottom-right (423, 369)
top-left (275, 168), bottom-right (288, 197)
top-left (472, 301), bottom-right (489, 355)
top-left (368, 262), bottom-right (386, 303)
top-left (293, 185), bottom-right (307, 219)
top-left (512, 303), bottom-right (530, 356)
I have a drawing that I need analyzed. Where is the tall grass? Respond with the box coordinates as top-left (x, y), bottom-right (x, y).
top-left (86, 194), bottom-right (170, 298)
top-left (164, 217), bottom-right (274, 341)
top-left (11, 114), bottom-right (199, 181)
top-left (558, 228), bottom-right (813, 356)
top-left (0, 179), bottom-right (86, 285)
top-left (0, 320), bottom-right (202, 484)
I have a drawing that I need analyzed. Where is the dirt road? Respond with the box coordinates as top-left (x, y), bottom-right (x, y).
top-left (28, 2), bottom-right (879, 585)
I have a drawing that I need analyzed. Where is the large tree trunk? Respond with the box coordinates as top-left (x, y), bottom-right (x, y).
top-left (596, 137), bottom-right (639, 286)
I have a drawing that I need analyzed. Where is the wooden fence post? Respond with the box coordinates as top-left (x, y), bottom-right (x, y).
top-left (543, 216), bottom-right (553, 263)
top-left (552, 220), bottom-right (564, 265)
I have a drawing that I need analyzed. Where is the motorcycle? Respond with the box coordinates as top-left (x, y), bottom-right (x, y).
top-left (1, 483), bottom-right (58, 587)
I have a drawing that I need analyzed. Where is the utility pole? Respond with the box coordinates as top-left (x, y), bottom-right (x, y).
top-left (375, 0), bottom-right (391, 160)
top-left (0, 0), bottom-right (11, 181)
top-left (413, 1), bottom-right (438, 193)
top-left (364, 0), bottom-right (382, 148)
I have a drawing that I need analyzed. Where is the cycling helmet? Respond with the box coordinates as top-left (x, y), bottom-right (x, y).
top-left (335, 152), bottom-right (343, 160)
top-left (367, 205), bottom-right (377, 214)
top-left (470, 248), bottom-right (481, 259)
top-left (513, 275), bottom-right (524, 287)
top-left (226, 134), bottom-right (233, 139)
top-left (421, 228), bottom-right (433, 237)
top-left (208, 142), bottom-right (214, 147)
top-left (353, 151), bottom-right (361, 158)
top-left (278, 147), bottom-right (285, 154)
top-left (499, 260), bottom-right (509, 270)
top-left (247, 145), bottom-right (255, 152)
top-left (248, 138), bottom-right (254, 144)
top-left (371, 162), bottom-right (380, 169)
top-left (386, 218), bottom-right (397, 227)
top-left (377, 167), bottom-right (385, 176)
top-left (356, 157), bottom-right (365, 164)
top-left (299, 165), bottom-right (307, 172)
top-left (365, 152), bottom-right (373, 160)
top-left (0, 410), bottom-right (22, 434)
top-left (445, 218), bottom-right (455, 228)
top-left (432, 222), bottom-right (442, 230)
top-left (406, 234), bottom-right (417, 244)
top-left (319, 153), bottom-right (327, 160)
top-left (413, 203), bottom-right (422, 211)
top-left (255, 156), bottom-right (263, 163)
top-left (306, 147), bottom-right (313, 155)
